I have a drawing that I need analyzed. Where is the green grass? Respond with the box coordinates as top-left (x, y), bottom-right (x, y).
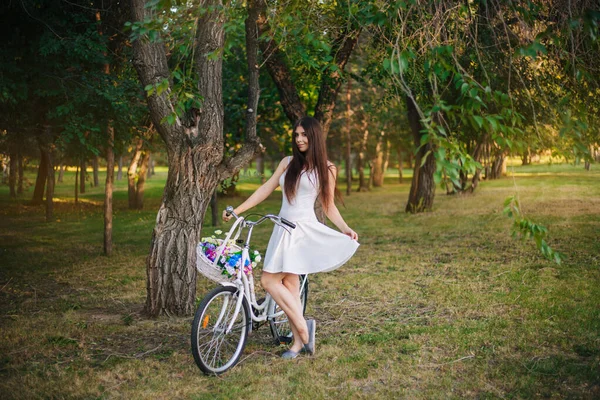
top-left (1, 163), bottom-right (599, 399)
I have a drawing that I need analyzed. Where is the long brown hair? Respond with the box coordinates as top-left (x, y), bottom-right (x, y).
top-left (284, 117), bottom-right (340, 211)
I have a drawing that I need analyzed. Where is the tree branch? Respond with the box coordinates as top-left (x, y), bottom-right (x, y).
top-left (130, 0), bottom-right (179, 146)
top-left (314, 25), bottom-right (361, 136)
top-left (254, 0), bottom-right (305, 124)
top-left (219, 0), bottom-right (263, 180)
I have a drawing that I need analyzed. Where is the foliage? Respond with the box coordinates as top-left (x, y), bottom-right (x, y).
top-left (0, 0), bottom-right (147, 167)
top-left (503, 195), bottom-right (564, 264)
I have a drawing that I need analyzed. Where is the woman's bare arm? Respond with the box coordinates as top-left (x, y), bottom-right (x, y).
top-left (323, 164), bottom-right (358, 240)
top-left (223, 157), bottom-right (290, 220)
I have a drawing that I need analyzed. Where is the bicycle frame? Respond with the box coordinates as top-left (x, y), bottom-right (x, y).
top-left (221, 218), bottom-right (277, 334)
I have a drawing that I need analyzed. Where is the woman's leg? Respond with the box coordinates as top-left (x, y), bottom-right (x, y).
top-left (281, 274), bottom-right (305, 349)
top-left (282, 274), bottom-right (302, 314)
top-left (261, 272), bottom-right (308, 352)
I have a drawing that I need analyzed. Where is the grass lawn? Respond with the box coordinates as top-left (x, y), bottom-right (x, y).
top-left (0, 163), bottom-right (599, 399)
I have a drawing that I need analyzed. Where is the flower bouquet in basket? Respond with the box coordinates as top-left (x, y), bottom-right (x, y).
top-left (197, 230), bottom-right (262, 280)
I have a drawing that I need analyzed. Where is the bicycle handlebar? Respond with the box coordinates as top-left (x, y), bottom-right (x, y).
top-left (225, 205), bottom-right (296, 230)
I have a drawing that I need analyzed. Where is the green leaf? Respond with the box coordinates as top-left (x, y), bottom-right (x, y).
top-left (472, 115), bottom-right (484, 129)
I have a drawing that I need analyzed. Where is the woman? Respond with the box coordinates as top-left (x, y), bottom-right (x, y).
top-left (223, 116), bottom-right (359, 359)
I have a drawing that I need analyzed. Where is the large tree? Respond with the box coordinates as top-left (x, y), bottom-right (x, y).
top-left (130, 0), bottom-right (261, 316)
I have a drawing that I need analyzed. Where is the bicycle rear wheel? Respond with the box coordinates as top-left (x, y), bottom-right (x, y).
top-left (269, 275), bottom-right (309, 344)
top-left (191, 285), bottom-right (250, 375)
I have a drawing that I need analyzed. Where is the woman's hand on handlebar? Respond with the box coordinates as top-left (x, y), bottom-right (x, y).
top-left (222, 209), bottom-right (233, 222)
top-left (222, 206), bottom-right (238, 222)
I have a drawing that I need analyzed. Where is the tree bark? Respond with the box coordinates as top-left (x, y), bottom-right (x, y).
top-left (345, 79), bottom-right (352, 196)
top-left (397, 147), bottom-right (403, 183)
top-left (45, 146), bottom-right (55, 222)
top-left (255, 0), bottom-right (305, 123)
top-left (383, 139), bottom-right (391, 178)
top-left (74, 164), bottom-right (79, 204)
top-left (32, 148), bottom-right (48, 205)
top-left (9, 150), bottom-right (17, 198)
top-left (313, 28), bottom-right (361, 136)
top-left (135, 150), bottom-right (150, 209)
top-left (372, 131), bottom-right (385, 187)
top-left (405, 96), bottom-right (435, 213)
top-left (254, 0), bottom-right (359, 134)
top-left (128, 138), bottom-right (143, 209)
top-left (255, 153), bottom-right (265, 183)
top-left (147, 153), bottom-right (153, 178)
top-left (356, 126), bottom-right (370, 192)
top-left (104, 125), bottom-right (115, 256)
top-left (92, 155), bottom-right (100, 187)
top-left (131, 0), bottom-right (261, 316)
top-left (17, 151), bottom-right (24, 195)
top-left (79, 158), bottom-right (86, 194)
top-left (117, 154), bottom-right (123, 180)
top-left (58, 163), bottom-right (65, 183)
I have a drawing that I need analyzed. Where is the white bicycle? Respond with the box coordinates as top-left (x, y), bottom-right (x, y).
top-left (191, 206), bottom-right (309, 375)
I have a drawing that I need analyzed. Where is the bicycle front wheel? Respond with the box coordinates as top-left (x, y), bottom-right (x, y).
top-left (269, 275), bottom-right (309, 344)
top-left (191, 285), bottom-right (250, 375)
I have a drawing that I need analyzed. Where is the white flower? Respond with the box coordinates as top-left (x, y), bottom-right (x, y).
top-left (255, 255), bottom-right (262, 262)
top-left (225, 265), bottom-right (236, 276)
top-left (214, 230), bottom-right (222, 235)
top-left (220, 257), bottom-right (226, 264)
top-left (253, 250), bottom-right (259, 255)
top-left (252, 262), bottom-right (257, 268)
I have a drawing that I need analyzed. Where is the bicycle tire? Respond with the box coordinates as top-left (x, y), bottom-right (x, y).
top-left (269, 275), bottom-right (309, 344)
top-left (191, 285), bottom-right (250, 375)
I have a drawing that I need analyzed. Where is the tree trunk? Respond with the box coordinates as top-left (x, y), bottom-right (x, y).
top-left (489, 153), bottom-right (505, 180)
top-left (383, 139), bottom-right (391, 178)
top-left (92, 155), bottom-right (100, 187)
top-left (255, 153), bottom-right (265, 183)
top-left (32, 148), bottom-right (48, 205)
top-left (146, 153), bottom-right (153, 178)
top-left (74, 164), bottom-right (79, 204)
top-left (345, 79), bottom-right (352, 196)
top-left (397, 147), bottom-right (403, 183)
top-left (313, 28), bottom-right (361, 136)
top-left (367, 160), bottom-right (374, 189)
top-left (128, 139), bottom-right (143, 209)
top-left (521, 148), bottom-right (530, 166)
top-left (405, 96), bottom-right (435, 213)
top-left (45, 146), bottom-right (55, 222)
top-left (58, 163), bottom-right (65, 183)
top-left (17, 151), bottom-right (24, 195)
top-left (135, 151), bottom-right (150, 209)
top-left (117, 155), bottom-right (123, 180)
top-left (131, 0), bottom-right (261, 316)
top-left (104, 125), bottom-right (115, 256)
top-left (9, 150), bottom-right (17, 198)
top-left (372, 131), bottom-right (385, 187)
top-left (79, 158), bottom-right (86, 194)
top-left (356, 122), bottom-right (369, 192)
top-left (254, 0), bottom-right (359, 134)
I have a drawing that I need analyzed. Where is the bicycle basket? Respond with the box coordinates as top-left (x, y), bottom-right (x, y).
top-left (196, 240), bottom-right (242, 283)
top-left (196, 217), bottom-right (245, 283)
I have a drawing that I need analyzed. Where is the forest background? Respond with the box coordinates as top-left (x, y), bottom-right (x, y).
top-left (1, 0), bottom-right (599, 398)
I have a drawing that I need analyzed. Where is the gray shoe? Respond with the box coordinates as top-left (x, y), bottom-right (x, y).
top-left (281, 349), bottom-right (300, 359)
top-left (303, 319), bottom-right (316, 355)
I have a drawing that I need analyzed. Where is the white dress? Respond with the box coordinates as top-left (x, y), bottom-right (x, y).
top-left (262, 161), bottom-right (360, 275)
